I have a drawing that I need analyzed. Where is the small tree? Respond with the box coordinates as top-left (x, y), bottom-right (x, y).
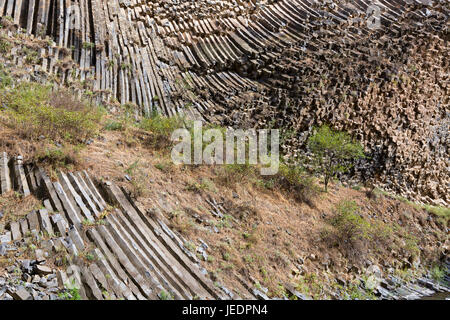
top-left (308, 125), bottom-right (365, 192)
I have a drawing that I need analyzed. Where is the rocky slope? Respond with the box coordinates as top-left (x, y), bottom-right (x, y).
top-left (0, 150), bottom-right (449, 300)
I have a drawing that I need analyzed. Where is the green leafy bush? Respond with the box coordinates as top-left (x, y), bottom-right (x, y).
top-left (430, 265), bottom-right (446, 284)
top-left (308, 125), bottom-right (365, 191)
top-left (264, 163), bottom-right (318, 205)
top-left (1, 82), bottom-right (103, 143)
top-left (139, 112), bottom-right (184, 149)
top-left (330, 200), bottom-right (372, 242)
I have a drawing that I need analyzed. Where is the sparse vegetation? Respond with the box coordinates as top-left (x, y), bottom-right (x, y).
top-left (295, 274), bottom-right (324, 299)
top-left (0, 66), bottom-right (12, 89)
top-left (374, 188), bottom-right (450, 227)
top-left (159, 290), bottom-right (174, 300)
top-left (58, 280), bottom-right (82, 300)
top-left (341, 281), bottom-right (377, 300)
top-left (423, 205), bottom-right (450, 226)
top-left (330, 200), bottom-right (371, 242)
top-left (216, 161), bottom-right (318, 205)
top-left (22, 47), bottom-right (39, 65)
top-left (154, 160), bottom-right (174, 173)
top-left (36, 146), bottom-right (82, 170)
top-left (123, 160), bottom-right (150, 198)
top-left (430, 264), bottom-right (446, 284)
top-left (186, 178), bottom-right (216, 193)
top-left (104, 120), bottom-right (124, 131)
top-left (264, 163), bottom-right (318, 205)
top-left (82, 218), bottom-right (107, 228)
top-left (0, 192), bottom-right (42, 223)
top-left (169, 209), bottom-right (197, 235)
top-left (0, 36), bottom-right (11, 54)
top-left (322, 200), bottom-right (399, 262)
top-left (82, 42), bottom-right (95, 50)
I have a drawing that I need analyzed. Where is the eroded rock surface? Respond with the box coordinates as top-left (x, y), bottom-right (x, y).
top-left (0, 1), bottom-right (448, 205)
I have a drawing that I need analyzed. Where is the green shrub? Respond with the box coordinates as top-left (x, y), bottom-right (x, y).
top-left (324, 200), bottom-right (403, 262)
top-left (186, 180), bottom-right (211, 193)
top-left (430, 265), bottom-right (446, 284)
top-left (216, 160), bottom-right (317, 205)
top-left (271, 163), bottom-right (318, 204)
top-left (331, 200), bottom-right (371, 242)
top-left (82, 42), bottom-right (95, 50)
top-left (343, 281), bottom-right (376, 300)
top-left (323, 200), bottom-right (372, 262)
top-left (308, 125), bottom-right (365, 191)
top-left (58, 280), bottom-right (81, 300)
top-left (104, 120), bottom-right (124, 131)
top-left (22, 47), bottom-right (39, 65)
top-left (1, 83), bottom-right (103, 143)
top-left (0, 37), bottom-right (11, 54)
top-left (159, 290), bottom-right (173, 300)
top-left (217, 162), bottom-right (255, 186)
top-left (0, 67), bottom-right (12, 89)
top-left (139, 112), bottom-right (184, 149)
top-left (139, 112), bottom-right (183, 136)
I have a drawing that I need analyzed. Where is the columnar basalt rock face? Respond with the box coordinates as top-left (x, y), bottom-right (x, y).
top-left (0, 152), bottom-right (236, 300)
top-left (0, 1), bottom-right (448, 205)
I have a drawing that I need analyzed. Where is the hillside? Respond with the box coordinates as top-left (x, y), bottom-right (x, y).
top-left (0, 78), bottom-right (449, 300)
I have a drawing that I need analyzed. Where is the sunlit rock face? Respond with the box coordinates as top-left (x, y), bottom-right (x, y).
top-left (1, 0), bottom-right (448, 205)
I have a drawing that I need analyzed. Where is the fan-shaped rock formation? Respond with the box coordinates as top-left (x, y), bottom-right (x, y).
top-left (0, 0), bottom-right (448, 205)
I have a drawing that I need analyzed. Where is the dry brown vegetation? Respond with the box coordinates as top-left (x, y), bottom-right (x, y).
top-left (0, 192), bottom-right (42, 224)
top-left (0, 6), bottom-right (448, 300)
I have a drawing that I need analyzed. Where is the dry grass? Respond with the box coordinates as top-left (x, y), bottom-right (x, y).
top-left (0, 16), bottom-right (15, 32)
top-left (214, 163), bottom-right (319, 207)
top-left (0, 191), bottom-right (42, 224)
top-left (0, 127), bottom-right (87, 177)
top-left (168, 209), bottom-right (198, 236)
